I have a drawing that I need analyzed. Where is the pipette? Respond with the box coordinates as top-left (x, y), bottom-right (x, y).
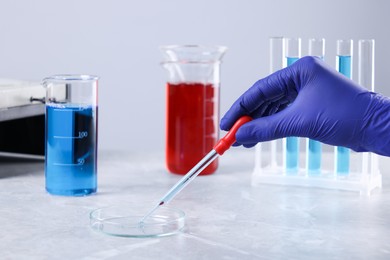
top-left (140, 116), bottom-right (252, 223)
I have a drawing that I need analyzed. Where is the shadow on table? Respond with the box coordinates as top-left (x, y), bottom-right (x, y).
top-left (0, 155), bottom-right (44, 178)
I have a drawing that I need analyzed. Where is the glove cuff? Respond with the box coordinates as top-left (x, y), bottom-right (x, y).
top-left (359, 92), bottom-right (390, 156)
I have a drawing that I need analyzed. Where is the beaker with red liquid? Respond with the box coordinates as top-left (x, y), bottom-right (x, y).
top-left (161, 45), bottom-right (227, 175)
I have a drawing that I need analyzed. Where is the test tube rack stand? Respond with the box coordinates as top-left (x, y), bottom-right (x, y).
top-left (251, 139), bottom-right (382, 196)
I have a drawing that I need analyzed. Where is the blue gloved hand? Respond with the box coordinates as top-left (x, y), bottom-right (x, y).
top-left (220, 56), bottom-right (390, 156)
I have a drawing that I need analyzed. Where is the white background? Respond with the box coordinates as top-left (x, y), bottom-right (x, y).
top-left (0, 0), bottom-right (388, 152)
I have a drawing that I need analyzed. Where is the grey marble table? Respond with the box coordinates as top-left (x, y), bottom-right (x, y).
top-left (1, 149), bottom-right (390, 259)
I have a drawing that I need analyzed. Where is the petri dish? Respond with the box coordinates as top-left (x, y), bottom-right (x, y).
top-left (90, 205), bottom-right (185, 238)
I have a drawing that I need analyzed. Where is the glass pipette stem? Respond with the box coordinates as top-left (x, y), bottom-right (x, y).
top-left (140, 150), bottom-right (219, 223)
top-left (140, 115), bottom-right (253, 223)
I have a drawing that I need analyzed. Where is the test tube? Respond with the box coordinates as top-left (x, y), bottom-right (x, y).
top-left (284, 38), bottom-right (301, 174)
top-left (358, 40), bottom-right (374, 92)
top-left (335, 39), bottom-right (353, 176)
top-left (270, 37), bottom-right (285, 72)
top-left (255, 37), bottom-right (284, 171)
top-left (307, 38), bottom-right (325, 175)
top-left (269, 37), bottom-right (284, 168)
top-left (358, 40), bottom-right (376, 174)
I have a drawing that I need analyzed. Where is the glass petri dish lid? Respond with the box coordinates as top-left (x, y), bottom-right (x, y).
top-left (90, 205), bottom-right (185, 238)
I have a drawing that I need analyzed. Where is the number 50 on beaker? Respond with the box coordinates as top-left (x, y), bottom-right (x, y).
top-left (43, 75), bottom-right (98, 196)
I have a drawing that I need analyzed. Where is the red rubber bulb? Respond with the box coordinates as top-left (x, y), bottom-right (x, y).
top-left (214, 116), bottom-right (253, 155)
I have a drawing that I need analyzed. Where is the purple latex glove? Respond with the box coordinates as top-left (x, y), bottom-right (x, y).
top-left (220, 56), bottom-right (390, 156)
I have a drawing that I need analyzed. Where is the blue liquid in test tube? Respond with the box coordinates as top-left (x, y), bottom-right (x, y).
top-left (286, 57), bottom-right (299, 173)
top-left (308, 140), bottom-right (322, 174)
top-left (45, 105), bottom-right (98, 195)
top-left (287, 57), bottom-right (299, 66)
top-left (336, 55), bottom-right (352, 175)
top-left (307, 39), bottom-right (325, 175)
top-left (338, 56), bottom-right (352, 78)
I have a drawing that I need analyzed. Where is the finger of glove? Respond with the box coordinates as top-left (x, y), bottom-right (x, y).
top-left (243, 143), bottom-right (257, 148)
top-left (231, 142), bottom-right (257, 148)
top-left (235, 108), bottom-right (300, 144)
top-left (248, 97), bottom-right (291, 119)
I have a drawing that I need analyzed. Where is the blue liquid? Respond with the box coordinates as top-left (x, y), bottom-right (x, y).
top-left (285, 57), bottom-right (299, 173)
top-left (306, 56), bottom-right (324, 175)
top-left (307, 139), bottom-right (321, 175)
top-left (287, 57), bottom-right (299, 66)
top-left (336, 55), bottom-right (351, 175)
top-left (337, 56), bottom-right (352, 78)
top-left (336, 146), bottom-right (350, 175)
top-left (286, 137), bottom-right (299, 172)
top-left (45, 104), bottom-right (98, 196)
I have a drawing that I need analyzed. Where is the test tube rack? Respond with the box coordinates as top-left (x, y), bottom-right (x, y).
top-left (252, 141), bottom-right (382, 196)
top-left (252, 38), bottom-right (382, 196)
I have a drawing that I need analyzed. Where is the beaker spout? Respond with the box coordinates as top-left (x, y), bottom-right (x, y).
top-left (160, 45), bottom-right (227, 63)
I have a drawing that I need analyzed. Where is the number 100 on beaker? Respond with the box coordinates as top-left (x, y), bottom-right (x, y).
top-left (43, 75), bottom-right (98, 196)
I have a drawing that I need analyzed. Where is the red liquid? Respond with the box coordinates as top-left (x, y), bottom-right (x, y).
top-left (166, 82), bottom-right (219, 175)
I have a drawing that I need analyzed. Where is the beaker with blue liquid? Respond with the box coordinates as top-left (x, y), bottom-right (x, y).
top-left (43, 75), bottom-right (98, 196)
